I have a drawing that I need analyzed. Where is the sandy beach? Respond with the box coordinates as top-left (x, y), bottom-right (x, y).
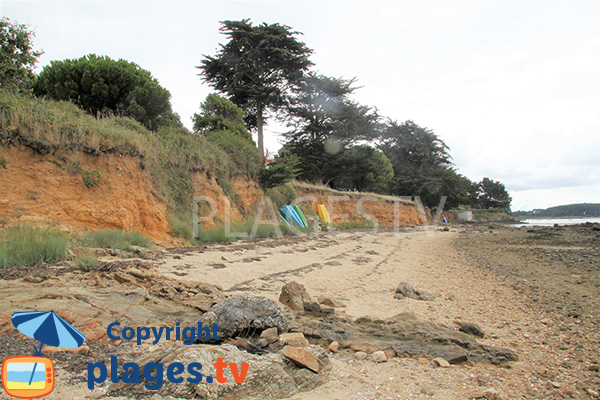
top-left (1, 223), bottom-right (599, 399)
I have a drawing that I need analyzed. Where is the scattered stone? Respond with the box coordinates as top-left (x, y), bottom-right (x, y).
top-left (482, 388), bottom-right (500, 399)
top-left (317, 296), bottom-right (344, 307)
top-left (129, 245), bottom-right (154, 259)
top-left (202, 294), bottom-right (291, 339)
top-left (394, 281), bottom-right (434, 301)
top-left (586, 388), bottom-right (599, 397)
top-left (570, 275), bottom-right (583, 284)
top-left (421, 384), bottom-right (436, 396)
top-left (418, 357), bottom-right (429, 364)
top-left (282, 346), bottom-right (321, 373)
top-left (354, 351), bottom-right (368, 360)
top-left (279, 281), bottom-right (320, 312)
top-left (458, 321), bottom-right (485, 338)
top-left (185, 285), bottom-right (225, 312)
top-left (221, 255), bottom-right (229, 261)
top-left (122, 343), bottom-right (325, 398)
top-left (433, 357), bottom-right (451, 368)
top-left (279, 332), bottom-right (309, 347)
top-left (22, 276), bottom-right (44, 283)
top-left (371, 350), bottom-right (387, 362)
top-left (260, 327), bottom-right (279, 342)
top-left (328, 341), bottom-right (339, 352)
top-left (319, 305), bottom-right (335, 314)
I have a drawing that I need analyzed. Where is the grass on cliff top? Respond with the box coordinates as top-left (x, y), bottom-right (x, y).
top-left (0, 225), bottom-right (69, 268)
top-left (0, 90), bottom-right (152, 156)
top-left (292, 181), bottom-right (415, 205)
top-left (0, 90), bottom-right (263, 223)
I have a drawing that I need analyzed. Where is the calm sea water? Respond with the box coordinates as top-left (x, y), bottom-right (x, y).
top-left (513, 217), bottom-right (600, 227)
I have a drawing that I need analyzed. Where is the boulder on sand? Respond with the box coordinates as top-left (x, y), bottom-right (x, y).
top-left (279, 281), bottom-right (321, 312)
top-left (202, 294), bottom-right (291, 339)
top-left (115, 343), bottom-right (327, 399)
top-left (394, 282), bottom-right (434, 301)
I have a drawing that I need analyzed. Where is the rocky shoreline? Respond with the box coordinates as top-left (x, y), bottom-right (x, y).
top-left (0, 223), bottom-right (598, 399)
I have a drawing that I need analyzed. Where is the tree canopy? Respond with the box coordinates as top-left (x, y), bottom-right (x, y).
top-left (0, 17), bottom-right (43, 90)
top-left (198, 19), bottom-right (314, 158)
top-left (191, 93), bottom-right (262, 177)
top-left (283, 73), bottom-right (380, 145)
top-left (192, 93), bottom-right (252, 141)
top-left (34, 54), bottom-right (174, 130)
top-left (475, 177), bottom-right (512, 211)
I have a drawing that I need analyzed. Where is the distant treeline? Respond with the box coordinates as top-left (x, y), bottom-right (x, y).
top-left (513, 203), bottom-right (600, 218)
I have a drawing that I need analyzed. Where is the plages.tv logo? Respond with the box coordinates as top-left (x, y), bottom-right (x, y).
top-left (1, 311), bottom-right (86, 399)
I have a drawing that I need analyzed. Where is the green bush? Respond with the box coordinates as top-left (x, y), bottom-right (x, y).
top-left (266, 183), bottom-right (297, 209)
top-left (0, 90), bottom-right (152, 157)
top-left (194, 225), bottom-right (237, 244)
top-left (80, 229), bottom-right (152, 251)
top-left (82, 169), bottom-right (101, 188)
top-left (259, 156), bottom-right (299, 189)
top-left (205, 130), bottom-right (261, 177)
top-left (167, 214), bottom-right (192, 241)
top-left (74, 251), bottom-right (99, 269)
top-left (0, 225), bottom-right (69, 268)
top-left (335, 220), bottom-right (375, 230)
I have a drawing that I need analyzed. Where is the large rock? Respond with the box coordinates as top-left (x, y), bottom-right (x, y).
top-left (116, 343), bottom-right (327, 399)
top-left (394, 282), bottom-right (434, 301)
top-left (458, 321), bottom-right (485, 338)
top-left (282, 346), bottom-right (321, 373)
top-left (202, 294), bottom-right (291, 339)
top-left (293, 312), bottom-right (518, 366)
top-left (279, 281), bottom-right (320, 312)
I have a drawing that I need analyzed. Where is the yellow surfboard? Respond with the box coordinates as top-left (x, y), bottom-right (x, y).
top-left (317, 204), bottom-right (331, 224)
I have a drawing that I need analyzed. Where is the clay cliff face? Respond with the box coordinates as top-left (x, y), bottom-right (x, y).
top-left (293, 183), bottom-right (424, 227)
top-left (0, 146), bottom-right (170, 239)
top-left (0, 146), bottom-right (424, 242)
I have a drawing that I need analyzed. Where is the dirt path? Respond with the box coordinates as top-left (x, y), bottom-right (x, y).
top-left (156, 226), bottom-right (599, 399)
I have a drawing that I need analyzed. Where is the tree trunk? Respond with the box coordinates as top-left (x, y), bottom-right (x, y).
top-left (257, 102), bottom-right (264, 161)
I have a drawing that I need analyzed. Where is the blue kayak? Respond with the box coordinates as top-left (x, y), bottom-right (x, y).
top-left (280, 205), bottom-right (306, 228)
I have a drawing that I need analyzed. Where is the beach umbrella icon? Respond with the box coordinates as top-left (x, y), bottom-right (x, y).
top-left (11, 310), bottom-right (86, 356)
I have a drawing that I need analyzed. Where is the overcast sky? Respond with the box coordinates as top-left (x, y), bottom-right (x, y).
top-left (2, 0), bottom-right (599, 211)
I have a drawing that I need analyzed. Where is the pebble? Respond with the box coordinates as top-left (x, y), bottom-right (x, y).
top-left (329, 341), bottom-right (339, 352)
top-left (421, 384), bottom-right (436, 396)
top-left (417, 357), bottom-right (429, 364)
top-left (482, 388), bottom-right (500, 399)
top-left (569, 275), bottom-right (583, 284)
top-left (354, 351), bottom-right (368, 360)
top-left (371, 351), bottom-right (387, 362)
top-left (433, 357), bottom-right (451, 368)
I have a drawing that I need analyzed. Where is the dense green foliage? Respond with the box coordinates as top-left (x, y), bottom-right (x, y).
top-left (284, 73), bottom-right (380, 144)
top-left (0, 17), bottom-right (43, 90)
top-left (0, 226), bottom-right (69, 268)
top-left (199, 19), bottom-right (313, 157)
top-left (193, 94), bottom-right (262, 178)
top-left (193, 94), bottom-right (252, 141)
top-left (474, 178), bottom-right (512, 211)
top-left (513, 203), bottom-right (600, 218)
top-left (34, 54), bottom-right (174, 130)
top-left (0, 89), bottom-right (153, 155)
top-left (0, 90), bottom-right (250, 228)
top-left (259, 156), bottom-right (300, 189)
top-left (280, 73), bottom-right (385, 192)
top-left (265, 182), bottom-right (297, 208)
